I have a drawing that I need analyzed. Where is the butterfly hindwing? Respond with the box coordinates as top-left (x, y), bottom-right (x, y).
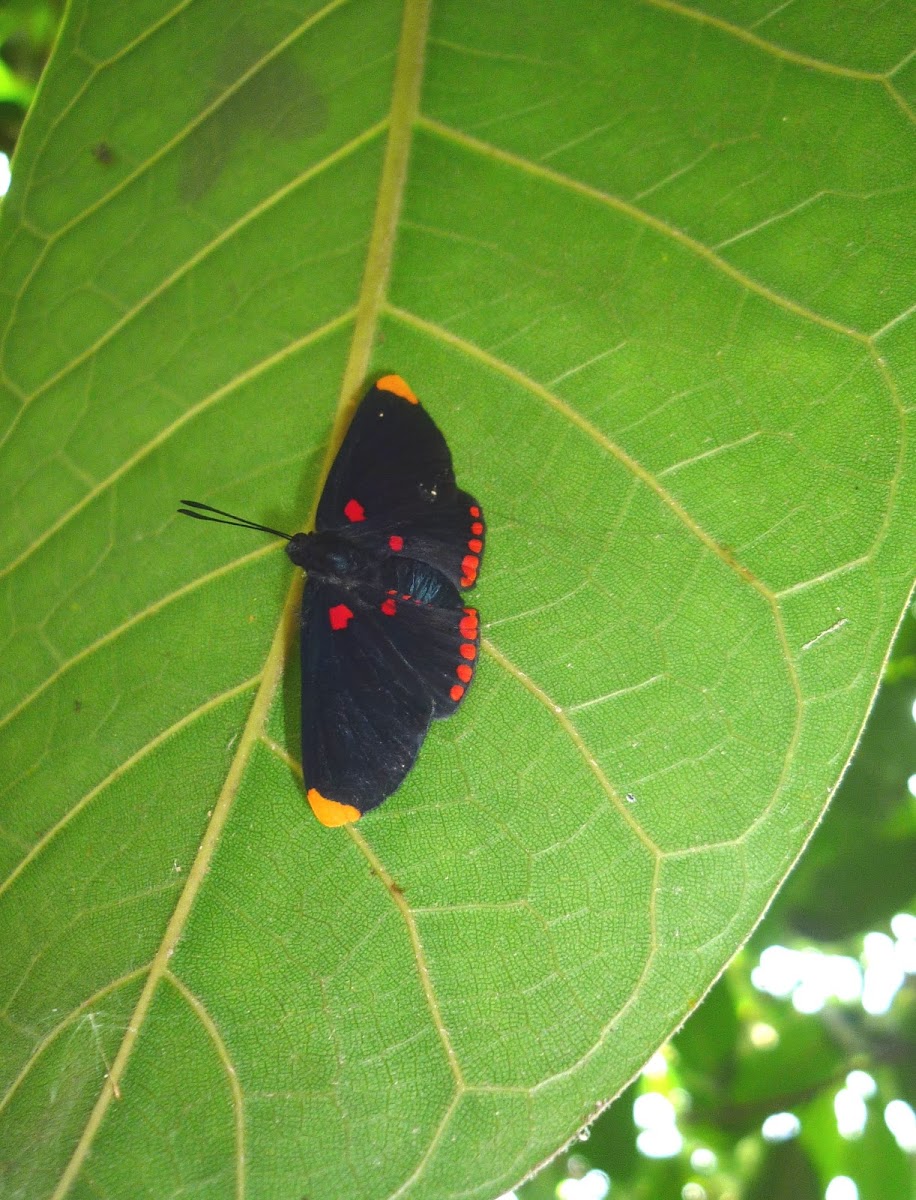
top-left (299, 560), bottom-right (480, 824)
top-left (371, 488), bottom-right (485, 591)
top-left (316, 375), bottom-right (485, 590)
top-left (375, 557), bottom-right (482, 720)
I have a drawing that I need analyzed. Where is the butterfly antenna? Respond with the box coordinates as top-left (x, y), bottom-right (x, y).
top-left (178, 500), bottom-right (292, 541)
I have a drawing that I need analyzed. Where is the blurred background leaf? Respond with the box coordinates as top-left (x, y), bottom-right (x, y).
top-left (0, 0), bottom-right (61, 155)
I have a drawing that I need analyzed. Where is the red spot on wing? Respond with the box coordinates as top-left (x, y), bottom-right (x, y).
top-left (389, 535), bottom-right (404, 551)
top-left (328, 604), bottom-right (354, 631)
top-left (460, 553), bottom-right (480, 587)
top-left (450, 607), bottom-right (479, 704)
top-left (381, 598), bottom-right (396, 616)
top-left (344, 498), bottom-right (365, 522)
top-left (459, 610), bottom-right (478, 639)
top-left (466, 505), bottom-right (485, 576)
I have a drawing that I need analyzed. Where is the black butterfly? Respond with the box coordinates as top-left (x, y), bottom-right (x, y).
top-left (180, 375), bottom-right (484, 826)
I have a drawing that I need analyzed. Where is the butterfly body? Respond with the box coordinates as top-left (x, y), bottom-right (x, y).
top-left (285, 530), bottom-right (379, 583)
top-left (180, 374), bottom-right (484, 827)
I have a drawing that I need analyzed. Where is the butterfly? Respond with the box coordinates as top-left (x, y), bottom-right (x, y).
top-left (179, 375), bottom-right (484, 826)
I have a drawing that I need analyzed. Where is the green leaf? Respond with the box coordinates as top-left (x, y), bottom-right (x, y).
top-left (746, 1139), bottom-right (821, 1200)
top-left (801, 1087), bottom-right (916, 1200)
top-left (0, 2), bottom-right (913, 1197)
top-left (756, 608), bottom-right (916, 942)
top-left (705, 996), bottom-right (846, 1132)
top-left (0, 58), bottom-right (35, 109)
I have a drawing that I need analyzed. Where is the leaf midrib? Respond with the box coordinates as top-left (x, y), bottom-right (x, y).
top-left (47, 1), bottom-right (433, 1194)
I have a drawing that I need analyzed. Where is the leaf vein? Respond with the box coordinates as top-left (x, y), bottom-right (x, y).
top-left (2, 109), bottom-right (379, 446)
top-left (0, 310), bottom-right (355, 579)
top-left (0, 0), bottom-right (360, 405)
top-left (164, 971), bottom-right (246, 1200)
top-left (46, 1), bottom-right (435, 1193)
top-left (0, 676), bottom-right (261, 900)
top-left (386, 305), bottom-right (779, 599)
top-left (415, 117), bottom-right (876, 340)
top-left (644, 0), bottom-right (907, 85)
top-left (0, 966), bottom-right (149, 1118)
top-left (0, 542), bottom-right (279, 731)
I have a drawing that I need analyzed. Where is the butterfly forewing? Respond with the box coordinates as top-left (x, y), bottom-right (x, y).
top-left (300, 580), bottom-right (433, 824)
top-left (317, 376), bottom-right (485, 591)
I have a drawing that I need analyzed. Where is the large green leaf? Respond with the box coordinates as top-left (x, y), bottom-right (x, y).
top-left (0, 1), bottom-right (913, 1197)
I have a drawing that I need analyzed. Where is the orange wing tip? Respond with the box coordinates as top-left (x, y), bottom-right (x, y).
top-left (376, 374), bottom-right (418, 404)
top-left (307, 788), bottom-right (361, 827)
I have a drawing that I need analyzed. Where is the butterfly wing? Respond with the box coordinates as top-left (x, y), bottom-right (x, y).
top-left (316, 375), bottom-right (485, 590)
top-left (299, 561), bottom-right (481, 826)
top-left (375, 556), bottom-right (482, 720)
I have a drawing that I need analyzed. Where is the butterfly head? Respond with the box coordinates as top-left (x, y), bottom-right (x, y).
top-left (286, 531), bottom-right (367, 582)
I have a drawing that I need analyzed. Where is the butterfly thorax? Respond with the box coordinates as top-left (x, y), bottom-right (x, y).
top-left (285, 530), bottom-right (377, 585)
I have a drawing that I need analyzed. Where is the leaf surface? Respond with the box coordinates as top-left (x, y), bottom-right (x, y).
top-left (0, 1), bottom-right (913, 1197)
